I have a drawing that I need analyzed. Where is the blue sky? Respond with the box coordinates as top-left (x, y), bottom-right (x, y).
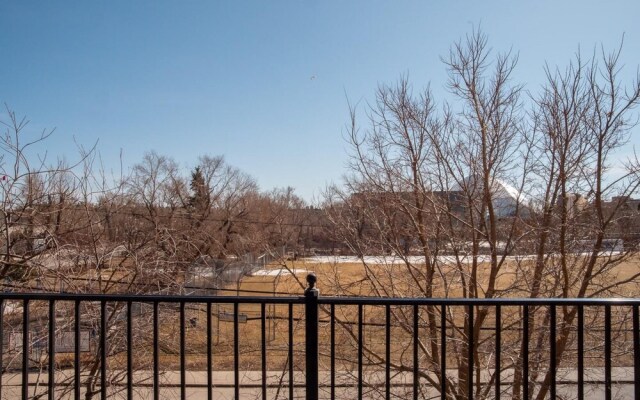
top-left (1, 1), bottom-right (640, 201)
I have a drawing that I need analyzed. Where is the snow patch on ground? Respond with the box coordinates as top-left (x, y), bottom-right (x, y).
top-left (302, 255), bottom-right (496, 264)
top-left (302, 252), bottom-right (622, 265)
top-left (251, 268), bottom-right (310, 276)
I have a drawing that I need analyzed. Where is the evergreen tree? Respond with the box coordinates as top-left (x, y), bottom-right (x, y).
top-left (188, 166), bottom-right (210, 212)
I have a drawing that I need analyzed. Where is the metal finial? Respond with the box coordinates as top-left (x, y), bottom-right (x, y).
top-left (306, 273), bottom-right (317, 289)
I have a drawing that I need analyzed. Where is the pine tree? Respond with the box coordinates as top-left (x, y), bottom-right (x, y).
top-left (188, 166), bottom-right (210, 212)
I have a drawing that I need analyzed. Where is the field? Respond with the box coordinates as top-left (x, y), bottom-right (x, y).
top-left (144, 254), bottom-right (640, 373)
top-left (2, 254), bottom-right (639, 399)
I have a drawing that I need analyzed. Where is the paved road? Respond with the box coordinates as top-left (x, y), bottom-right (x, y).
top-left (1, 368), bottom-right (637, 399)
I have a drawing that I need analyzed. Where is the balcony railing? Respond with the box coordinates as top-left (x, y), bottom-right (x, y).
top-left (0, 274), bottom-right (639, 399)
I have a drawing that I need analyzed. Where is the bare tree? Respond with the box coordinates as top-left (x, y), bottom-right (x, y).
top-left (324, 30), bottom-right (640, 400)
top-left (0, 114), bottom-right (187, 399)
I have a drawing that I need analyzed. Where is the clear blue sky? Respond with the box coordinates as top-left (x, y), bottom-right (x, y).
top-left (1, 1), bottom-right (639, 201)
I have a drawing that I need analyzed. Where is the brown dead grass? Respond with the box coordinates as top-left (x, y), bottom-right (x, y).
top-left (144, 255), bottom-right (640, 371)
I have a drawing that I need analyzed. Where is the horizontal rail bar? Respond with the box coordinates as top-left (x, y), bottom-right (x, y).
top-left (2, 292), bottom-right (640, 306)
top-left (318, 297), bottom-right (640, 306)
top-left (2, 285), bottom-right (639, 400)
top-left (0, 293), bottom-right (305, 303)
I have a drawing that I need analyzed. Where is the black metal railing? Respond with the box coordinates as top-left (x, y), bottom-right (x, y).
top-left (0, 274), bottom-right (639, 399)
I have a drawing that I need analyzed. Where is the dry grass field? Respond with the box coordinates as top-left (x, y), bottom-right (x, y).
top-left (3, 255), bottom-right (638, 386)
top-left (240, 254), bottom-right (640, 297)
top-left (131, 254), bottom-right (640, 373)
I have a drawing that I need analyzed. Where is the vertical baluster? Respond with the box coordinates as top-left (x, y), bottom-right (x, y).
top-left (578, 305), bottom-right (584, 400)
top-left (633, 305), bottom-right (639, 400)
top-left (358, 304), bottom-right (363, 400)
top-left (180, 301), bottom-right (186, 400)
top-left (289, 303), bottom-right (294, 400)
top-left (22, 299), bottom-right (29, 400)
top-left (604, 305), bottom-right (611, 400)
top-left (234, 302), bottom-right (239, 400)
top-left (100, 301), bottom-right (107, 400)
top-left (523, 305), bottom-right (529, 400)
top-left (386, 304), bottom-right (391, 400)
top-left (153, 302), bottom-right (159, 400)
top-left (549, 305), bottom-right (556, 399)
top-left (261, 303), bottom-right (267, 400)
top-left (127, 301), bottom-right (132, 400)
top-left (495, 305), bottom-right (501, 400)
top-left (74, 300), bottom-right (80, 400)
top-left (440, 305), bottom-right (446, 400)
top-left (48, 300), bottom-right (55, 400)
top-left (331, 304), bottom-right (335, 400)
top-left (413, 305), bottom-right (419, 400)
top-left (207, 302), bottom-right (213, 400)
top-left (467, 304), bottom-right (474, 400)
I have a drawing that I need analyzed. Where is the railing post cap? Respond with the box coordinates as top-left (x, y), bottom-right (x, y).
top-left (306, 273), bottom-right (317, 288)
top-left (305, 273), bottom-right (318, 297)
